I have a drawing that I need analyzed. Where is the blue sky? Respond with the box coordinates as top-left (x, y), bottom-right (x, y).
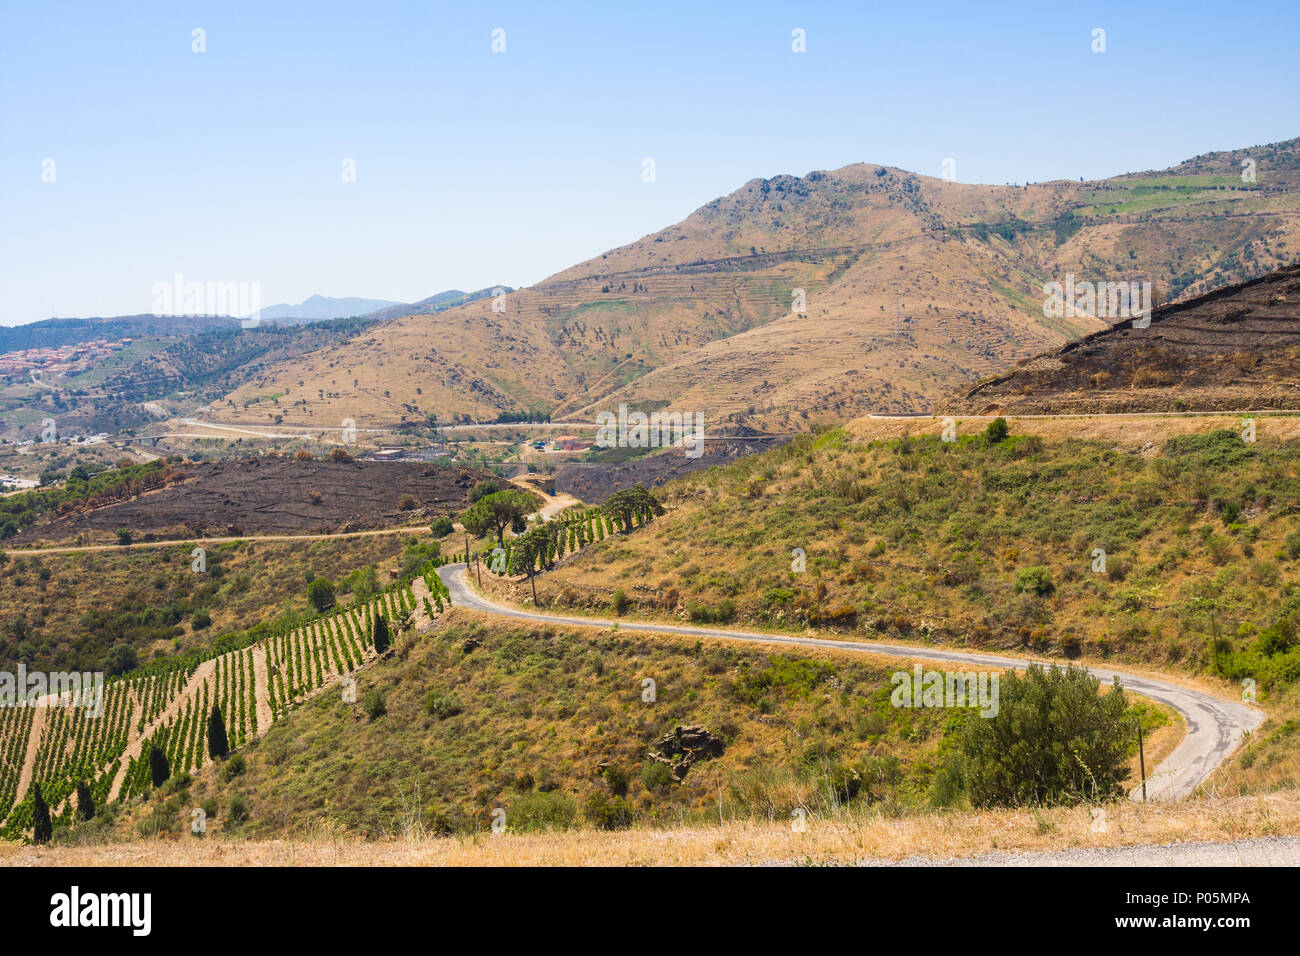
top-left (1, 0), bottom-right (1296, 325)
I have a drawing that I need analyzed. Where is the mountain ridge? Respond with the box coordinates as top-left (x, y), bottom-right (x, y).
top-left (216, 136), bottom-right (1300, 429)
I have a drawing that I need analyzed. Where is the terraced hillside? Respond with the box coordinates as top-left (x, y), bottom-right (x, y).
top-left (0, 560), bottom-right (454, 840)
top-left (943, 262), bottom-right (1300, 414)
top-left (223, 138), bottom-right (1300, 431)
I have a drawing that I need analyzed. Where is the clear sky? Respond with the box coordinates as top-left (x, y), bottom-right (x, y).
top-left (1, 0), bottom-right (1296, 325)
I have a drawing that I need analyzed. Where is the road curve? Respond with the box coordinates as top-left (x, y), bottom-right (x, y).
top-left (438, 564), bottom-right (1263, 802)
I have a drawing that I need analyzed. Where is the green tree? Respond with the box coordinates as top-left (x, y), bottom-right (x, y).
top-left (341, 565), bottom-right (380, 601)
top-left (307, 577), bottom-right (336, 612)
top-left (207, 704), bottom-right (229, 760)
top-left (32, 783), bottom-right (52, 843)
top-left (460, 490), bottom-right (539, 547)
top-left (509, 522), bottom-right (552, 604)
top-left (468, 479), bottom-right (505, 504)
top-left (101, 642), bottom-right (138, 676)
top-left (984, 417), bottom-right (1009, 445)
top-left (954, 664), bottom-right (1131, 807)
top-left (75, 780), bottom-right (94, 821)
top-left (603, 485), bottom-right (664, 532)
top-left (373, 614), bottom-right (391, 654)
top-left (149, 744), bottom-right (170, 788)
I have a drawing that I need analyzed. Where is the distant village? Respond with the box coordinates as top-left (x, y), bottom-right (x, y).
top-left (0, 338), bottom-right (130, 378)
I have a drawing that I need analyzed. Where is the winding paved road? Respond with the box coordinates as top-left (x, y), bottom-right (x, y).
top-left (438, 564), bottom-right (1264, 802)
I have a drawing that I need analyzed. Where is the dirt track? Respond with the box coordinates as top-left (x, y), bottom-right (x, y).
top-left (2, 523), bottom-right (438, 556)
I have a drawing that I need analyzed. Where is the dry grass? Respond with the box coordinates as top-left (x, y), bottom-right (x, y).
top-left (219, 157), bottom-right (1300, 432)
top-left (0, 533), bottom-right (424, 670)
top-left (6, 791), bottom-right (1298, 866)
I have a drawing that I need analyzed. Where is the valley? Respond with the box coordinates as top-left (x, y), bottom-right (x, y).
top-left (3, 140), bottom-right (1299, 868)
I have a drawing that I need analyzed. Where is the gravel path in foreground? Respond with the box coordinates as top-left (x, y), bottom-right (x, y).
top-left (881, 836), bottom-right (1300, 867)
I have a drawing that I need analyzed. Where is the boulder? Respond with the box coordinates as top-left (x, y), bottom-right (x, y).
top-left (648, 725), bottom-right (725, 781)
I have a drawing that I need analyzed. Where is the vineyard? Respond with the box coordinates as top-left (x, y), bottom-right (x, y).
top-left (483, 486), bottom-right (664, 578)
top-left (0, 556), bottom-right (456, 841)
top-left (0, 484), bottom-right (655, 842)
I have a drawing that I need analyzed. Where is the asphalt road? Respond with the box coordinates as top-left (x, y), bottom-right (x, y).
top-left (438, 563), bottom-right (1263, 802)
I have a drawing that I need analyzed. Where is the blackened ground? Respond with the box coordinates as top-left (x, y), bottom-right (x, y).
top-left (28, 458), bottom-right (496, 539)
top-left (554, 434), bottom-right (791, 503)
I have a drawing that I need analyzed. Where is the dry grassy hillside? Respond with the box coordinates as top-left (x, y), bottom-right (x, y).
top-left (222, 139), bottom-right (1300, 431)
top-left (527, 419), bottom-right (1300, 692)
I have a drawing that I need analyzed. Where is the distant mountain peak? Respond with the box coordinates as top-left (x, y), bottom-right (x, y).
top-left (260, 295), bottom-right (400, 323)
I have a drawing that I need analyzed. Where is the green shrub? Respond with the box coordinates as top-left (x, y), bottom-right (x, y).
top-left (1013, 566), bottom-right (1054, 596)
top-left (954, 664), bottom-right (1131, 807)
top-left (1282, 531), bottom-right (1300, 560)
top-left (584, 792), bottom-right (635, 830)
top-left (507, 791), bottom-right (577, 832)
top-left (1204, 534), bottom-right (1234, 565)
top-left (227, 792), bottom-right (249, 825)
top-left (363, 688), bottom-right (387, 720)
top-left (687, 599), bottom-right (736, 624)
top-left (603, 765), bottom-right (629, 797)
top-left (641, 761), bottom-right (674, 794)
top-left (423, 690), bottom-right (462, 720)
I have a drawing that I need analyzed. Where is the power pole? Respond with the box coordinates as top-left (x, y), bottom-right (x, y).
top-left (475, 553), bottom-right (481, 587)
top-left (1138, 722), bottom-right (1147, 802)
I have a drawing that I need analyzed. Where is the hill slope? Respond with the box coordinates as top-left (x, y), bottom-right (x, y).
top-left (942, 262), bottom-right (1300, 414)
top-left (223, 138), bottom-right (1300, 430)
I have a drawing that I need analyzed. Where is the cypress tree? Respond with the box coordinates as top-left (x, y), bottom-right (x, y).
top-left (208, 704), bottom-right (229, 760)
top-left (149, 744), bottom-right (170, 788)
top-left (32, 783), bottom-right (52, 844)
top-left (75, 780), bottom-right (94, 822)
top-left (373, 614), bottom-right (391, 655)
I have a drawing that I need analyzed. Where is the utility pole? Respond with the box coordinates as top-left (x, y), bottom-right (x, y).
top-left (475, 552), bottom-right (481, 587)
top-left (1138, 721), bottom-right (1147, 802)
